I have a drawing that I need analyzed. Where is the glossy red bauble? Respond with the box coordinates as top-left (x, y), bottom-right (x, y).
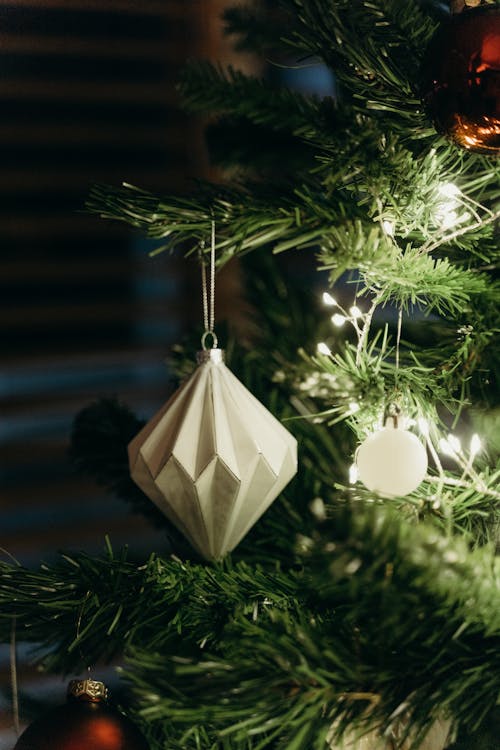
top-left (422, 6), bottom-right (500, 154)
top-left (13, 680), bottom-right (149, 750)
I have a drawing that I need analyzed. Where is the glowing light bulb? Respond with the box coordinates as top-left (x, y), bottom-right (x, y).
top-left (418, 418), bottom-right (430, 436)
top-left (439, 435), bottom-right (461, 457)
top-left (439, 438), bottom-right (453, 456)
top-left (470, 434), bottom-right (482, 457)
top-left (332, 313), bottom-right (347, 327)
top-left (348, 401), bottom-right (360, 414)
top-left (435, 182), bottom-right (464, 230)
top-left (382, 220), bottom-right (395, 236)
top-left (322, 292), bottom-right (337, 306)
top-left (441, 210), bottom-right (459, 229)
top-left (310, 497), bottom-right (326, 519)
top-left (317, 342), bottom-right (331, 356)
top-left (349, 305), bottom-right (363, 318)
top-left (438, 182), bottom-right (461, 199)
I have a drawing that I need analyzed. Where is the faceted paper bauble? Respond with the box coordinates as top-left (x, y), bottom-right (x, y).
top-left (356, 422), bottom-right (428, 498)
top-left (14, 679), bottom-right (149, 750)
top-left (327, 716), bottom-right (451, 750)
top-left (128, 349), bottom-right (298, 560)
top-left (421, 6), bottom-right (500, 154)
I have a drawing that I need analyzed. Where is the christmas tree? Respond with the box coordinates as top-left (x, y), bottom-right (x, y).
top-left (1, 1), bottom-right (500, 748)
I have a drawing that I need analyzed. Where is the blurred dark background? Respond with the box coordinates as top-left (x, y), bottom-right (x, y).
top-left (0, 1), bottom-right (251, 741)
top-left (0, 0), bottom-right (252, 564)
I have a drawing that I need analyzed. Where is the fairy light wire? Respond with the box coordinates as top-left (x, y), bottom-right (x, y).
top-left (395, 307), bottom-right (403, 392)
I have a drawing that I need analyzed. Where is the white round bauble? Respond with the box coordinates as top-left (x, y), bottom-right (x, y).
top-left (356, 422), bottom-right (428, 498)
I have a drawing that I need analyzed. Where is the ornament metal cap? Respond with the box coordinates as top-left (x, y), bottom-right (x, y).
top-left (67, 679), bottom-right (109, 702)
top-left (196, 347), bottom-right (225, 365)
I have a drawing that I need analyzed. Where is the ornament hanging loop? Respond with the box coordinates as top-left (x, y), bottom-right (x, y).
top-left (200, 219), bottom-right (217, 350)
top-left (384, 402), bottom-right (402, 429)
top-left (201, 330), bottom-right (218, 351)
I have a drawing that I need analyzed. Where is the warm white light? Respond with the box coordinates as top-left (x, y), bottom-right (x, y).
top-left (438, 435), bottom-right (461, 457)
top-left (435, 182), bottom-right (464, 230)
top-left (382, 220), bottom-right (395, 236)
top-left (470, 433), bottom-right (482, 457)
top-left (349, 305), bottom-right (363, 318)
top-left (322, 291), bottom-right (337, 306)
top-left (417, 418), bottom-right (430, 436)
top-left (349, 464), bottom-right (359, 484)
top-left (317, 342), bottom-right (331, 356)
top-left (439, 438), bottom-right (453, 456)
top-left (332, 313), bottom-right (347, 327)
top-left (438, 182), bottom-right (461, 199)
top-left (309, 497), bottom-right (326, 519)
top-left (348, 401), bottom-right (360, 414)
top-left (440, 209), bottom-right (459, 230)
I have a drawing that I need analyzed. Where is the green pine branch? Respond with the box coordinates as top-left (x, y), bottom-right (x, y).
top-left (280, 0), bottom-right (436, 131)
top-left (179, 61), bottom-right (342, 145)
top-left (360, 249), bottom-right (492, 316)
top-left (1, 507), bottom-right (499, 749)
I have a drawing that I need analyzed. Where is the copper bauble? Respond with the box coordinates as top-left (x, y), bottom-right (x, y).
top-left (13, 679), bottom-right (149, 750)
top-left (422, 6), bottom-right (500, 154)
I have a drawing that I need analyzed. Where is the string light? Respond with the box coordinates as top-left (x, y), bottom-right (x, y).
top-left (332, 313), bottom-right (347, 327)
top-left (440, 210), bottom-right (459, 230)
top-left (439, 434), bottom-right (461, 458)
top-left (322, 291), bottom-right (365, 331)
top-left (348, 401), bottom-right (360, 414)
top-left (435, 183), bottom-right (464, 230)
top-left (438, 182), bottom-right (461, 199)
top-left (317, 342), bottom-right (331, 356)
top-left (434, 182), bottom-right (475, 231)
top-left (438, 438), bottom-right (456, 458)
top-left (382, 220), bottom-right (395, 236)
top-left (470, 433), bottom-right (482, 458)
top-left (309, 497), bottom-right (326, 520)
top-left (417, 418), bottom-right (430, 436)
top-left (322, 292), bottom-right (337, 306)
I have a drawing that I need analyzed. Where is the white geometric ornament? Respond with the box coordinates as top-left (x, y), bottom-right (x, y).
top-left (128, 348), bottom-right (298, 560)
top-left (327, 716), bottom-right (451, 750)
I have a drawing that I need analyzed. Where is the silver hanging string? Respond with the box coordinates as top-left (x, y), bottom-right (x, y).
top-left (10, 616), bottom-right (20, 737)
top-left (201, 220), bottom-right (218, 350)
top-left (76, 590), bottom-right (93, 678)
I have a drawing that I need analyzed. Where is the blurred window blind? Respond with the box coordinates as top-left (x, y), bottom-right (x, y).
top-left (0, 0), bottom-right (210, 567)
top-left (0, 4), bottom-right (259, 742)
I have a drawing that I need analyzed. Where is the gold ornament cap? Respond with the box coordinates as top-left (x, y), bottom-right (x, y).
top-left (67, 678), bottom-right (109, 703)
